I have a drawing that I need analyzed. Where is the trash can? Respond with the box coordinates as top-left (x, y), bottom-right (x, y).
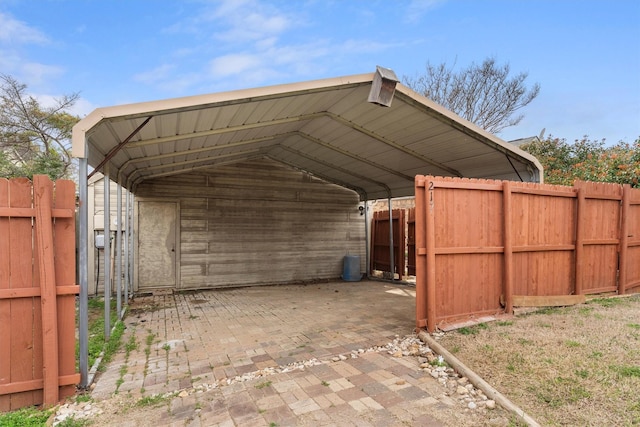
top-left (342, 255), bottom-right (362, 282)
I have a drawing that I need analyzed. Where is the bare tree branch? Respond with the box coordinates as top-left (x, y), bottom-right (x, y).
top-left (404, 57), bottom-right (540, 134)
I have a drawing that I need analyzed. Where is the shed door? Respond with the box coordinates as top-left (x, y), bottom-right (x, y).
top-left (138, 201), bottom-right (177, 289)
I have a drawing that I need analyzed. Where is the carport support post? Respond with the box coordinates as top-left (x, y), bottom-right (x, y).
top-left (128, 191), bottom-right (134, 299)
top-left (116, 183), bottom-right (122, 319)
top-left (124, 188), bottom-right (130, 303)
top-left (388, 197), bottom-right (395, 280)
top-left (78, 153), bottom-right (89, 388)
top-left (364, 200), bottom-right (370, 276)
top-left (103, 170), bottom-right (111, 340)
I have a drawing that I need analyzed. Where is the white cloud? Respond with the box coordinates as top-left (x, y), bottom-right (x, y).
top-left (133, 64), bottom-right (177, 84)
top-left (21, 62), bottom-right (64, 85)
top-left (136, 1), bottom-right (400, 94)
top-left (209, 53), bottom-right (263, 77)
top-left (0, 11), bottom-right (48, 45)
top-left (68, 97), bottom-right (98, 117)
top-left (32, 93), bottom-right (95, 118)
top-left (165, 0), bottom-right (294, 45)
top-left (405, 0), bottom-right (447, 23)
top-left (340, 39), bottom-right (404, 54)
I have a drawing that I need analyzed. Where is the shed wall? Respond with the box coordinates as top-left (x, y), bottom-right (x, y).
top-left (135, 159), bottom-right (365, 289)
top-left (88, 175), bottom-right (128, 294)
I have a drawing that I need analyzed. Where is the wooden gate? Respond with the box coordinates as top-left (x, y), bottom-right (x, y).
top-left (414, 176), bottom-right (640, 332)
top-left (370, 209), bottom-right (405, 278)
top-left (0, 176), bottom-right (79, 411)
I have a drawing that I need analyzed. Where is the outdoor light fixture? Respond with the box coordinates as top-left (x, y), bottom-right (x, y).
top-left (368, 65), bottom-right (399, 107)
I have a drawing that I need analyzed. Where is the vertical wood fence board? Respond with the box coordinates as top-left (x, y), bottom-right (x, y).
top-left (502, 181), bottom-right (514, 313)
top-left (31, 180), bottom-right (45, 407)
top-left (0, 179), bottom-right (10, 411)
top-left (8, 178), bottom-right (37, 409)
top-left (574, 187), bottom-right (586, 295)
top-left (53, 180), bottom-right (77, 400)
top-left (34, 176), bottom-right (59, 405)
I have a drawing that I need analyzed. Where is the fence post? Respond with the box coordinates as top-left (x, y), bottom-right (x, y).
top-left (425, 178), bottom-right (437, 332)
top-left (415, 176), bottom-right (427, 329)
top-left (502, 181), bottom-right (514, 314)
top-left (574, 186), bottom-right (585, 295)
top-left (33, 175), bottom-right (59, 405)
top-left (618, 184), bottom-right (631, 295)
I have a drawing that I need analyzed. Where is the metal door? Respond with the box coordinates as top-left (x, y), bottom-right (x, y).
top-left (138, 201), bottom-right (177, 289)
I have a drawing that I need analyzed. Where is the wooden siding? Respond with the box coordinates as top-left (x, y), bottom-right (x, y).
top-left (135, 159), bottom-right (365, 289)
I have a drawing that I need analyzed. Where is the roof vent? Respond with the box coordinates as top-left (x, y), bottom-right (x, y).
top-left (368, 66), bottom-right (399, 107)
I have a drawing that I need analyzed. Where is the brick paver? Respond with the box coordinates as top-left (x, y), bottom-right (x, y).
top-left (87, 280), bottom-right (507, 426)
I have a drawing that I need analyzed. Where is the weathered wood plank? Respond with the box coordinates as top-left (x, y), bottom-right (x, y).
top-left (33, 176), bottom-right (59, 405)
top-left (9, 178), bottom-right (37, 408)
top-left (53, 179), bottom-right (77, 399)
top-left (512, 295), bottom-right (586, 307)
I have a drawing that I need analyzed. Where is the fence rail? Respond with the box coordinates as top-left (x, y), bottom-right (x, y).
top-left (414, 176), bottom-right (640, 332)
top-left (0, 176), bottom-right (79, 411)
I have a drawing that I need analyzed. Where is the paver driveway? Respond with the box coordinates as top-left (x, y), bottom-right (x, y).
top-left (85, 280), bottom-right (508, 426)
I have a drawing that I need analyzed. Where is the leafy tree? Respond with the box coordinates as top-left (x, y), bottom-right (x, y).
top-left (0, 74), bottom-right (80, 180)
top-left (521, 136), bottom-right (640, 187)
top-left (404, 57), bottom-right (540, 133)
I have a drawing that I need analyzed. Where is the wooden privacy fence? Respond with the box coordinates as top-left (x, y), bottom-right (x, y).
top-left (414, 176), bottom-right (640, 332)
top-left (370, 209), bottom-right (405, 278)
top-left (0, 176), bottom-right (79, 411)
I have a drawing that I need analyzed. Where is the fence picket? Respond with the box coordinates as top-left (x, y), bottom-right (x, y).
top-left (0, 179), bottom-right (9, 412)
top-left (34, 176), bottom-right (59, 405)
top-left (0, 176), bottom-right (78, 411)
top-left (8, 178), bottom-right (37, 408)
top-left (53, 180), bottom-right (77, 400)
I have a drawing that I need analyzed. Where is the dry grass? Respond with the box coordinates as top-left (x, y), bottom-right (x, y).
top-left (437, 294), bottom-right (640, 427)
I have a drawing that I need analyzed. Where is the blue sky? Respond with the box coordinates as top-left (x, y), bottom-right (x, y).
top-left (1, 0), bottom-right (639, 145)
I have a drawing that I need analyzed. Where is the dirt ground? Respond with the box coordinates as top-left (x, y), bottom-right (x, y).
top-left (437, 293), bottom-right (640, 426)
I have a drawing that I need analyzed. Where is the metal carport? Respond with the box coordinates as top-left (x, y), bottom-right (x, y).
top-left (72, 67), bottom-right (543, 386)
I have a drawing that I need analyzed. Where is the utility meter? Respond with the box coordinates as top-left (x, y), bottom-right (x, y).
top-left (95, 234), bottom-right (105, 249)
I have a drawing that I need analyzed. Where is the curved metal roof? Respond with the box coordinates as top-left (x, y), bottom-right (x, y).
top-left (72, 70), bottom-right (542, 200)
